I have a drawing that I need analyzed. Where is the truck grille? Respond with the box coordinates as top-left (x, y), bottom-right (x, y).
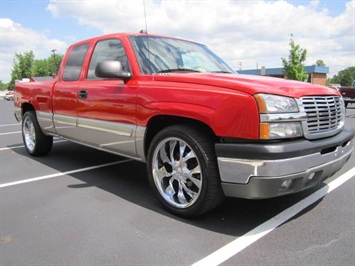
top-left (301, 96), bottom-right (344, 139)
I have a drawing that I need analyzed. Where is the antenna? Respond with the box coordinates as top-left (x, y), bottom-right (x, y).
top-left (143, 0), bottom-right (148, 33)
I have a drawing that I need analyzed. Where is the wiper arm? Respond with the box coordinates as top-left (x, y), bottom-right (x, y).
top-left (211, 70), bottom-right (234, 73)
top-left (157, 68), bottom-right (201, 73)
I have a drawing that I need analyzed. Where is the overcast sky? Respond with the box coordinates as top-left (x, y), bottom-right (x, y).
top-left (1, 0), bottom-right (354, 83)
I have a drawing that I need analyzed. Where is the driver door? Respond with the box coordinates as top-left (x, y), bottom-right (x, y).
top-left (77, 38), bottom-right (138, 158)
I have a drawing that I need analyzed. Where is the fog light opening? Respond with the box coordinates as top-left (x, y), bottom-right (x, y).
top-left (307, 173), bottom-right (315, 181)
top-left (280, 179), bottom-right (293, 190)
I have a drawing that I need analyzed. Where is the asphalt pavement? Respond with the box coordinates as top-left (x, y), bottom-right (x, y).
top-left (1, 99), bottom-right (354, 265)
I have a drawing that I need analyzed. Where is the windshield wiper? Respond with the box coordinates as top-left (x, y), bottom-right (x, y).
top-left (157, 68), bottom-right (201, 73)
top-left (211, 70), bottom-right (234, 74)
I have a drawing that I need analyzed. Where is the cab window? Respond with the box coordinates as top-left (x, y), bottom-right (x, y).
top-left (87, 39), bottom-right (130, 79)
top-left (62, 43), bottom-right (89, 81)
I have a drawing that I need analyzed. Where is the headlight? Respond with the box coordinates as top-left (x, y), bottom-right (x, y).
top-left (255, 94), bottom-right (302, 140)
top-left (255, 94), bottom-right (299, 113)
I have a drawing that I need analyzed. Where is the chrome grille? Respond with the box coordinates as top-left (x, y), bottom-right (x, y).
top-left (301, 96), bottom-right (344, 138)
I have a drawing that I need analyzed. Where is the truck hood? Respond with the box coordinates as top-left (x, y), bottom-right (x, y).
top-left (153, 73), bottom-right (339, 98)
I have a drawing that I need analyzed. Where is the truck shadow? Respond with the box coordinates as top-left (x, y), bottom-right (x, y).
top-left (11, 140), bottom-right (326, 237)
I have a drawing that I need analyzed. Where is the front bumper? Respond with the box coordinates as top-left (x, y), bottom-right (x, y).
top-left (216, 125), bottom-right (355, 199)
top-left (343, 97), bottom-right (355, 103)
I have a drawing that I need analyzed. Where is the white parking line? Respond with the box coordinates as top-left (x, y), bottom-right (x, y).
top-left (0, 123), bottom-right (20, 127)
top-left (0, 139), bottom-right (67, 151)
top-left (192, 167), bottom-right (355, 266)
top-left (0, 159), bottom-right (133, 188)
top-left (0, 131), bottom-right (21, 136)
top-left (0, 145), bottom-right (24, 151)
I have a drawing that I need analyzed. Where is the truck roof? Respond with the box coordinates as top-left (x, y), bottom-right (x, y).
top-left (66, 32), bottom-right (200, 49)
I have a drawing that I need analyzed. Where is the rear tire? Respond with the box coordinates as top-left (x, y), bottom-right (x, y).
top-left (147, 124), bottom-right (224, 217)
top-left (22, 111), bottom-right (53, 156)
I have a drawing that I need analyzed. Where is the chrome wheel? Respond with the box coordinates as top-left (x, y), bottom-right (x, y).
top-left (21, 111), bottom-right (53, 156)
top-left (23, 115), bottom-right (36, 153)
top-left (148, 125), bottom-right (225, 217)
top-left (152, 137), bottom-right (202, 209)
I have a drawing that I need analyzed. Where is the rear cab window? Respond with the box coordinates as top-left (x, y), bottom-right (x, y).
top-left (62, 43), bottom-right (90, 81)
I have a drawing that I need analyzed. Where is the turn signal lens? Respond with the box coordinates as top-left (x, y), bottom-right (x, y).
top-left (260, 123), bottom-right (270, 139)
top-left (260, 122), bottom-right (303, 139)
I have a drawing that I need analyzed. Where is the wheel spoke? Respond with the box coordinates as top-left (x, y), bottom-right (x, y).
top-left (182, 150), bottom-right (195, 163)
top-left (181, 182), bottom-right (198, 199)
top-left (159, 145), bottom-right (170, 164)
top-left (165, 178), bottom-right (176, 201)
top-left (156, 165), bottom-right (171, 181)
top-left (169, 140), bottom-right (178, 163)
top-left (177, 182), bottom-right (188, 204)
top-left (187, 173), bottom-right (202, 189)
top-left (190, 164), bottom-right (201, 176)
top-left (179, 143), bottom-right (187, 161)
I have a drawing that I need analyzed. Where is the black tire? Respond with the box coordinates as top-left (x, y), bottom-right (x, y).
top-left (147, 124), bottom-right (224, 217)
top-left (22, 111), bottom-right (53, 156)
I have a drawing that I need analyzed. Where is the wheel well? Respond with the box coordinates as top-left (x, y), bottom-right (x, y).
top-left (144, 115), bottom-right (217, 157)
top-left (22, 103), bottom-right (35, 117)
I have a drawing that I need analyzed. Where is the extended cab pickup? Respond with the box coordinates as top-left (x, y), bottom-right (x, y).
top-left (339, 80), bottom-right (355, 108)
top-left (14, 33), bottom-right (355, 217)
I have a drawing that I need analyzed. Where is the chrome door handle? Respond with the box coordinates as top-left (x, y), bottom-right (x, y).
top-left (78, 90), bottom-right (88, 99)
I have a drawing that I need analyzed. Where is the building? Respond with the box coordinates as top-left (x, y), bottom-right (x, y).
top-left (238, 65), bottom-right (329, 86)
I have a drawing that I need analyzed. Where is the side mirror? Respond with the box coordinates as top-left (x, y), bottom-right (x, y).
top-left (95, 60), bottom-right (131, 80)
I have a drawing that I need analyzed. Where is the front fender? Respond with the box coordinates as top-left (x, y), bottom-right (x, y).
top-left (139, 95), bottom-right (259, 140)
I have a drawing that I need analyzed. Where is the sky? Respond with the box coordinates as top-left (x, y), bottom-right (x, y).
top-left (0, 0), bottom-right (354, 83)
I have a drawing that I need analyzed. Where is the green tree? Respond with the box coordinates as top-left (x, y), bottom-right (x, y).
top-left (9, 51), bottom-right (35, 89)
top-left (281, 38), bottom-right (307, 81)
top-left (32, 59), bottom-right (51, 77)
top-left (32, 54), bottom-right (63, 76)
top-left (331, 67), bottom-right (355, 86)
top-left (316, 59), bottom-right (326, 66)
top-left (9, 51), bottom-right (63, 89)
top-left (0, 80), bottom-right (9, 91)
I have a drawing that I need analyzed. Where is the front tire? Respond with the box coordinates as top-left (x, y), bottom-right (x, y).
top-left (147, 125), bottom-right (224, 217)
top-left (22, 111), bottom-right (53, 156)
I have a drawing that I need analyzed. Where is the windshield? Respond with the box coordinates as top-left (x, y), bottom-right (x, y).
top-left (129, 35), bottom-right (235, 74)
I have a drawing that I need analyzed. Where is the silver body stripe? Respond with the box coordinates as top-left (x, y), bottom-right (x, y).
top-left (36, 111), bottom-right (146, 162)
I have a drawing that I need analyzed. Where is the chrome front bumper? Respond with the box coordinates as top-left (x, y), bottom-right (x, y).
top-left (343, 97), bottom-right (355, 103)
top-left (216, 125), bottom-right (355, 199)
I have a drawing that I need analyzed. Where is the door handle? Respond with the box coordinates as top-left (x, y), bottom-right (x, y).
top-left (78, 90), bottom-right (88, 99)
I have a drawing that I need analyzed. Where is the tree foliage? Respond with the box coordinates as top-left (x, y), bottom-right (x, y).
top-left (281, 39), bottom-right (308, 81)
top-left (10, 51), bottom-right (35, 88)
top-left (0, 80), bottom-right (8, 91)
top-left (9, 51), bottom-right (63, 89)
top-left (331, 67), bottom-right (355, 86)
top-left (316, 59), bottom-right (326, 66)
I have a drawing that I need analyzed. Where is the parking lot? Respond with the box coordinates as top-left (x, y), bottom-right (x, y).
top-left (1, 99), bottom-right (354, 265)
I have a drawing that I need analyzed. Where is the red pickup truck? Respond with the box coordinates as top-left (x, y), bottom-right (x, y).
top-left (14, 32), bottom-right (355, 217)
top-left (339, 80), bottom-right (355, 108)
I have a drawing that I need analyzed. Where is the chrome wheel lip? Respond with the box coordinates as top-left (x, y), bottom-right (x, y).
top-left (152, 137), bottom-right (202, 209)
top-left (23, 116), bottom-right (36, 152)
